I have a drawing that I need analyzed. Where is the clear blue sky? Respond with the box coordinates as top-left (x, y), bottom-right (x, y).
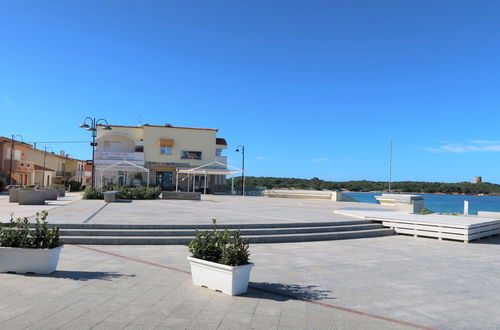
top-left (1, 1), bottom-right (500, 183)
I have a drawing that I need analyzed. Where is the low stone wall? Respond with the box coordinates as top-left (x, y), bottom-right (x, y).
top-left (375, 194), bottom-right (425, 214)
top-left (9, 189), bottom-right (20, 203)
top-left (162, 191), bottom-right (201, 200)
top-left (263, 189), bottom-right (360, 202)
top-left (18, 190), bottom-right (46, 205)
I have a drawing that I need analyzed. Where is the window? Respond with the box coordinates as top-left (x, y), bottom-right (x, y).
top-left (180, 151), bottom-right (202, 160)
top-left (14, 150), bottom-right (21, 160)
top-left (135, 146), bottom-right (144, 152)
top-left (160, 146), bottom-right (172, 155)
top-left (216, 148), bottom-right (222, 156)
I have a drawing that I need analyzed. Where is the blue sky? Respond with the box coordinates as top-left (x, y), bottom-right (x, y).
top-left (1, 1), bottom-right (500, 183)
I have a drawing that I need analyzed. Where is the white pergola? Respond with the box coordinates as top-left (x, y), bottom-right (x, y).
top-left (97, 160), bottom-right (150, 188)
top-left (176, 161), bottom-right (243, 194)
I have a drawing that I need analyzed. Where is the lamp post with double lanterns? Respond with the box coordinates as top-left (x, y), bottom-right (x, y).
top-left (8, 134), bottom-right (23, 186)
top-left (79, 117), bottom-right (112, 188)
top-left (235, 145), bottom-right (245, 196)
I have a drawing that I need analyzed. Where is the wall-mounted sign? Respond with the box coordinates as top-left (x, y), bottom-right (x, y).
top-left (180, 151), bottom-right (202, 160)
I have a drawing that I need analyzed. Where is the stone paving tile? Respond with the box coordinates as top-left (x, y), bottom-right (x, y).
top-left (2, 238), bottom-right (499, 329)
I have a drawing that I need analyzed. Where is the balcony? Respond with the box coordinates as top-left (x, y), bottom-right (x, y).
top-left (94, 151), bottom-right (145, 166)
top-left (55, 171), bottom-right (75, 178)
top-left (215, 156), bottom-right (227, 164)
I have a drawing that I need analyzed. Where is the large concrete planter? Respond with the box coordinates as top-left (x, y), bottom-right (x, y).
top-left (58, 187), bottom-right (65, 197)
top-left (0, 246), bottom-right (62, 274)
top-left (43, 189), bottom-right (58, 200)
top-left (187, 256), bottom-right (254, 296)
top-left (9, 189), bottom-right (20, 203)
top-left (18, 190), bottom-right (46, 205)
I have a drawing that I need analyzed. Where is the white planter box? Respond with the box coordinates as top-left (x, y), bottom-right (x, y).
top-left (0, 246), bottom-right (63, 274)
top-left (187, 256), bottom-right (254, 296)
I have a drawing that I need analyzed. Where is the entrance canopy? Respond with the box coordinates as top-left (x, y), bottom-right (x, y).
top-left (96, 160), bottom-right (150, 187)
top-left (176, 161), bottom-right (243, 194)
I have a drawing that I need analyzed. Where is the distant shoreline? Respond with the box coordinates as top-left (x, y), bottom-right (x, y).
top-left (344, 191), bottom-right (500, 197)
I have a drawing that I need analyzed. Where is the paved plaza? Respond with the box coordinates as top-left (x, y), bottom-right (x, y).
top-left (1, 194), bottom-right (500, 329)
top-left (2, 194), bottom-right (384, 225)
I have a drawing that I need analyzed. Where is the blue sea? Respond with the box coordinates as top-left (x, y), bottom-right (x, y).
top-left (344, 192), bottom-right (500, 215)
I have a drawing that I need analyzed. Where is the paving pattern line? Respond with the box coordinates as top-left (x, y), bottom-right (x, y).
top-left (82, 202), bottom-right (110, 223)
top-left (71, 244), bottom-right (436, 330)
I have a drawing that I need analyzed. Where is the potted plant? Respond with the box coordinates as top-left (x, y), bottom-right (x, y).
top-left (8, 188), bottom-right (20, 203)
top-left (18, 187), bottom-right (46, 205)
top-left (49, 184), bottom-right (65, 197)
top-left (0, 211), bottom-right (63, 274)
top-left (187, 219), bottom-right (253, 296)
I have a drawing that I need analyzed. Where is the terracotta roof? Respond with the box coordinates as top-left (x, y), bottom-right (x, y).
top-left (34, 164), bottom-right (55, 171)
top-left (97, 124), bottom-right (218, 132)
top-left (216, 138), bottom-right (227, 145)
top-left (0, 136), bottom-right (32, 147)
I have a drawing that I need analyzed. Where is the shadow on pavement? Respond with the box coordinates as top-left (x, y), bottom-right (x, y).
top-left (248, 282), bottom-right (333, 301)
top-left (26, 270), bottom-right (136, 281)
top-left (471, 235), bottom-right (500, 245)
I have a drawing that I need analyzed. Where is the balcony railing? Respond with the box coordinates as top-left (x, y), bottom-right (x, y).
top-left (95, 151), bottom-right (145, 161)
top-left (215, 156), bottom-right (227, 164)
top-left (55, 171), bottom-right (75, 177)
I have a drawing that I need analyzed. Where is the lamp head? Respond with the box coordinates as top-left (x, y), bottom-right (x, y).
top-left (79, 123), bottom-right (90, 129)
top-left (235, 148), bottom-right (239, 152)
top-left (103, 125), bottom-right (112, 130)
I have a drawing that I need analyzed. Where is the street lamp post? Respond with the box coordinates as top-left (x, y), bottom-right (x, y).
top-left (8, 134), bottom-right (23, 186)
top-left (235, 145), bottom-right (245, 196)
top-left (79, 117), bottom-right (112, 188)
top-left (42, 146), bottom-right (54, 187)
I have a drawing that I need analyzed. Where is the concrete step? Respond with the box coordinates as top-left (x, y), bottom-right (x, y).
top-left (60, 224), bottom-right (384, 237)
top-left (61, 228), bottom-right (394, 245)
top-left (50, 220), bottom-right (374, 230)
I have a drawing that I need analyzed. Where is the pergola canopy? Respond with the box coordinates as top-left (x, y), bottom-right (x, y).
top-left (177, 161), bottom-right (243, 175)
top-left (176, 161), bottom-right (243, 194)
top-left (96, 160), bottom-right (150, 187)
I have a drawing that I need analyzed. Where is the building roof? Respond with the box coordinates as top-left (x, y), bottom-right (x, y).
top-left (0, 136), bottom-right (85, 163)
top-left (34, 164), bottom-right (55, 172)
top-left (216, 138), bottom-right (227, 146)
top-left (0, 136), bottom-right (32, 147)
top-left (97, 124), bottom-right (218, 132)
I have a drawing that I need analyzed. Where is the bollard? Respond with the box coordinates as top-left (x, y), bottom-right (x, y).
top-left (464, 200), bottom-right (469, 215)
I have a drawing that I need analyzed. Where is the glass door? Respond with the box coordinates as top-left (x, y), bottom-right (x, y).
top-left (156, 171), bottom-right (173, 190)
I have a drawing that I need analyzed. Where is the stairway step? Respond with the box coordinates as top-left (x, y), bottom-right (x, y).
top-left (60, 224), bottom-right (384, 237)
top-left (50, 220), bottom-right (375, 230)
top-left (61, 228), bottom-right (394, 245)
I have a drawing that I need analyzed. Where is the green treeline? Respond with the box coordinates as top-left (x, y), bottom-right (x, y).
top-left (229, 176), bottom-right (500, 195)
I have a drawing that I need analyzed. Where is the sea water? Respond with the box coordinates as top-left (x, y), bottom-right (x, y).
top-left (344, 192), bottom-right (500, 215)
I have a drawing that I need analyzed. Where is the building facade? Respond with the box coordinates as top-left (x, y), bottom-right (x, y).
top-left (0, 136), bottom-right (88, 188)
top-left (94, 124), bottom-right (229, 192)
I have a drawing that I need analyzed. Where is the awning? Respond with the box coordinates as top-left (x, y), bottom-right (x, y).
top-left (34, 164), bottom-right (55, 172)
top-left (159, 139), bottom-right (174, 146)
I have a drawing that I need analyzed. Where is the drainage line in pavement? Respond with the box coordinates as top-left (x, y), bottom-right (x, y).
top-left (82, 202), bottom-right (110, 223)
top-left (71, 244), bottom-right (435, 330)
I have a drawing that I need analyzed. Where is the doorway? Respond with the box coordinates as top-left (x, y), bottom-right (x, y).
top-left (156, 171), bottom-right (173, 190)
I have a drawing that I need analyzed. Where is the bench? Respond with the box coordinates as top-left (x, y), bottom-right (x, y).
top-left (375, 194), bottom-right (425, 213)
top-left (104, 191), bottom-right (118, 202)
top-left (162, 191), bottom-right (201, 200)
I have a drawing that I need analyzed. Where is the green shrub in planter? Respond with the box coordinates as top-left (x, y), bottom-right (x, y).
top-left (0, 211), bottom-right (62, 249)
top-left (82, 187), bottom-right (104, 199)
top-left (49, 184), bottom-right (64, 189)
top-left (188, 219), bottom-right (250, 266)
top-left (69, 180), bottom-right (82, 192)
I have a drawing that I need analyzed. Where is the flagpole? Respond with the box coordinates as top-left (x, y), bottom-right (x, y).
top-left (389, 140), bottom-right (392, 193)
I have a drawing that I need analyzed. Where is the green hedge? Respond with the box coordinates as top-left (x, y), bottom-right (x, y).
top-left (83, 186), bottom-right (161, 200)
